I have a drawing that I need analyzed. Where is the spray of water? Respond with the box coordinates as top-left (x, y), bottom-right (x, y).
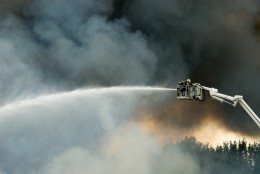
top-left (0, 86), bottom-right (176, 113)
top-left (0, 85), bottom-right (179, 174)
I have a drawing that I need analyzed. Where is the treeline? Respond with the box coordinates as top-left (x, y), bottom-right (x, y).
top-left (175, 137), bottom-right (260, 174)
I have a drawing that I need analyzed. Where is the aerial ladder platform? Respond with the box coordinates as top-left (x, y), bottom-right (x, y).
top-left (176, 79), bottom-right (260, 128)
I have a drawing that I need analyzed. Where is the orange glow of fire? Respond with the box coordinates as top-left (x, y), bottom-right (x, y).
top-left (137, 113), bottom-right (260, 147)
top-left (190, 117), bottom-right (260, 147)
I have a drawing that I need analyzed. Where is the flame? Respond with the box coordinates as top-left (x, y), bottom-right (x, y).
top-left (137, 112), bottom-right (260, 147)
top-left (190, 117), bottom-right (260, 147)
top-left (137, 113), bottom-right (193, 145)
top-left (138, 115), bottom-right (167, 144)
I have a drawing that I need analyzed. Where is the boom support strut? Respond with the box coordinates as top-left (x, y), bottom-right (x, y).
top-left (177, 79), bottom-right (260, 128)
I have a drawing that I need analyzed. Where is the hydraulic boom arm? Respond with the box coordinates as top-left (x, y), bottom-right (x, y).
top-left (177, 79), bottom-right (260, 128)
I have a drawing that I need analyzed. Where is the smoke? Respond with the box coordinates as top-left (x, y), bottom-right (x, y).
top-left (39, 124), bottom-right (158, 174)
top-left (27, 0), bottom-right (157, 87)
top-left (0, 15), bottom-right (45, 105)
top-left (0, 0), bottom-right (157, 104)
top-left (120, 0), bottom-right (260, 134)
top-left (0, 0), bottom-right (29, 13)
top-left (0, 0), bottom-right (259, 173)
top-left (0, 89), bottom-right (180, 174)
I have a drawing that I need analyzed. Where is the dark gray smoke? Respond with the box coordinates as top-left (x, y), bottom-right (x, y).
top-left (27, 0), bottom-right (157, 87)
top-left (118, 0), bottom-right (260, 134)
top-left (0, 0), bottom-right (157, 104)
top-left (0, 0), bottom-right (29, 13)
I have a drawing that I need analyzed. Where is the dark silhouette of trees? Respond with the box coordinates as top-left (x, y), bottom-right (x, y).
top-left (173, 137), bottom-right (260, 174)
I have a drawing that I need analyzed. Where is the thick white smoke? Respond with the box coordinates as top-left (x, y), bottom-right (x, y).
top-left (0, 89), bottom-right (201, 174)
